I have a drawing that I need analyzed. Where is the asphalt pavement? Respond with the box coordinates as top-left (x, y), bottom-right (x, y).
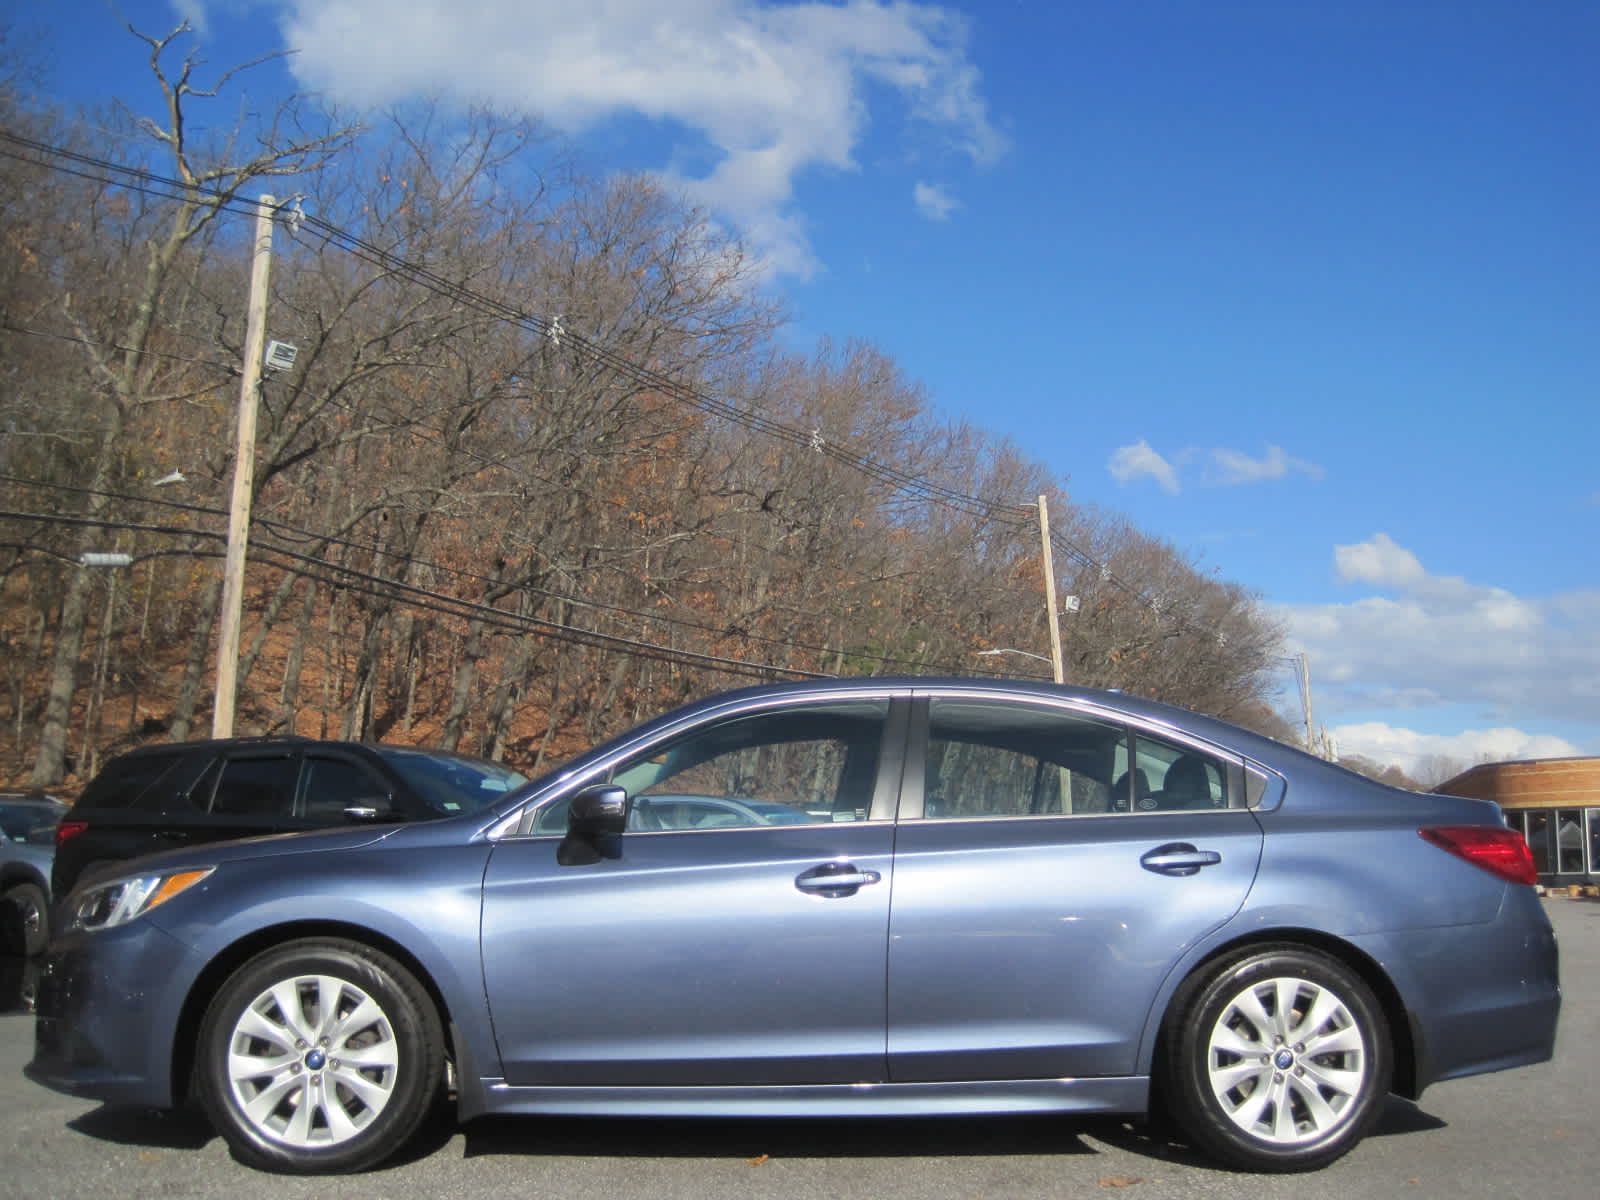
top-left (2, 898), bottom-right (1596, 1200)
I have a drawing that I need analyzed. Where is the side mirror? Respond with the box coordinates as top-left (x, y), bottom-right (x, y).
top-left (567, 784), bottom-right (629, 837)
top-left (558, 784), bottom-right (629, 865)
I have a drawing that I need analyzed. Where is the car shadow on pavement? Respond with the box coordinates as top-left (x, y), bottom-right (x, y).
top-left (1052, 1095), bottom-right (1447, 1172)
top-left (1370, 1096), bottom-right (1448, 1138)
top-left (59, 1095), bottom-right (1449, 1170)
top-left (457, 1112), bottom-right (1108, 1162)
top-left (68, 1104), bottom-right (215, 1151)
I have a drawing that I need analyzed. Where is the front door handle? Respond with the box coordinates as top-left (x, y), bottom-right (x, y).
top-left (1140, 842), bottom-right (1222, 877)
top-left (795, 862), bottom-right (882, 897)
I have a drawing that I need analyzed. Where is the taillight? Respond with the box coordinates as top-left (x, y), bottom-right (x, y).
top-left (55, 820), bottom-right (89, 846)
top-left (1420, 825), bottom-right (1540, 886)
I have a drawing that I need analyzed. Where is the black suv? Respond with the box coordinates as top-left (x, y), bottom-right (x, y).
top-left (52, 738), bottom-right (527, 898)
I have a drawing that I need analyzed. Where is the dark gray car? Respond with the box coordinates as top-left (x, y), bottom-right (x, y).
top-left (1, 793), bottom-right (66, 956)
top-left (25, 679), bottom-right (1560, 1176)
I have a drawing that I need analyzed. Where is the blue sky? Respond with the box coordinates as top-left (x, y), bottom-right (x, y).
top-left (17, 1), bottom-right (1599, 777)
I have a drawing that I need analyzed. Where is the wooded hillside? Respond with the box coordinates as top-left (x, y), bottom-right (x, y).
top-left (0, 26), bottom-right (1295, 789)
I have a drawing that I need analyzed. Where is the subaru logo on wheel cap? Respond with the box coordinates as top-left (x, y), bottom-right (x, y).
top-left (1274, 1048), bottom-right (1295, 1070)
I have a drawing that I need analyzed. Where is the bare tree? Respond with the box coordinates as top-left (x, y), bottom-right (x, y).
top-left (13, 23), bottom-right (355, 782)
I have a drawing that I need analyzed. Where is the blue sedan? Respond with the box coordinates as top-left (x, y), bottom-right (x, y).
top-left (25, 679), bottom-right (1559, 1174)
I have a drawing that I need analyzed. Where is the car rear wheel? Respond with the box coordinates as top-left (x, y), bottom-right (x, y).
top-left (2, 882), bottom-right (49, 956)
top-left (197, 939), bottom-right (445, 1173)
top-left (1159, 945), bottom-right (1391, 1172)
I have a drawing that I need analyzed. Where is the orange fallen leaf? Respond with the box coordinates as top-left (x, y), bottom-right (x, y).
top-left (747, 1154), bottom-right (770, 1167)
top-left (1098, 1178), bottom-right (1143, 1188)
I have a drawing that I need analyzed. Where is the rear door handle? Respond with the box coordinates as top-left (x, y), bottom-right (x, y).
top-left (795, 862), bottom-right (882, 897)
top-left (1140, 842), bottom-right (1222, 877)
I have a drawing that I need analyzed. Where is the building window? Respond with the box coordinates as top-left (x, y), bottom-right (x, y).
top-left (1556, 809), bottom-right (1585, 874)
top-left (1523, 812), bottom-right (1552, 875)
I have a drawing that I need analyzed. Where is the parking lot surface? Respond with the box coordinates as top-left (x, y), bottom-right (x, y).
top-left (3, 898), bottom-right (1597, 1200)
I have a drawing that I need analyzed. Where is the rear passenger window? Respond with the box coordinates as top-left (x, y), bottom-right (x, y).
top-left (925, 700), bottom-right (1128, 818)
top-left (207, 755), bottom-right (300, 817)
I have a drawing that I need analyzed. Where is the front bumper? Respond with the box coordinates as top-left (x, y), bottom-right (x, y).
top-left (25, 920), bottom-right (199, 1109)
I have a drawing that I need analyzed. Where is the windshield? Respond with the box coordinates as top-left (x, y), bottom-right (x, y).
top-left (373, 748), bottom-right (528, 815)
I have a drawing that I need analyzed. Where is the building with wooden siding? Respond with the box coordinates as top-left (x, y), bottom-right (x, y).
top-left (1436, 757), bottom-right (1600, 884)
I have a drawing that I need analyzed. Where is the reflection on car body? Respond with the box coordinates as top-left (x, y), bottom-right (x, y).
top-left (25, 678), bottom-right (1560, 1177)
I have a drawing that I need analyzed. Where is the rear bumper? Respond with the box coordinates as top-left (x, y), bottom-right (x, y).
top-left (1361, 887), bottom-right (1560, 1095)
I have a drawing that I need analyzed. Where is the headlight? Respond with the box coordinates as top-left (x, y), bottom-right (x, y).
top-left (66, 868), bottom-right (214, 933)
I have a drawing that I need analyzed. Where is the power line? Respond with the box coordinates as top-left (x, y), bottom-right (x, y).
top-left (0, 494), bottom-right (1001, 678)
top-left (0, 129), bottom-right (1031, 525)
top-left (1, 129), bottom-right (1238, 648)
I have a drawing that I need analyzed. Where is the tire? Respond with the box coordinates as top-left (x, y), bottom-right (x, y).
top-left (2, 882), bottom-right (49, 957)
top-left (196, 938), bottom-right (446, 1174)
top-left (1158, 945), bottom-right (1391, 1173)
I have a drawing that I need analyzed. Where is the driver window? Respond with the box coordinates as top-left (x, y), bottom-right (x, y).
top-left (618, 700), bottom-right (888, 831)
top-left (529, 700), bottom-right (889, 835)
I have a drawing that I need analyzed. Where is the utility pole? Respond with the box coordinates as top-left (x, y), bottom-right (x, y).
top-left (213, 194), bottom-right (275, 738)
top-left (1037, 495), bottom-right (1065, 684)
top-left (1296, 652), bottom-right (1318, 757)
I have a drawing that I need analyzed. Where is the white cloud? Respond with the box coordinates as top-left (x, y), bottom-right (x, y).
top-left (1108, 439), bottom-right (1180, 494)
top-left (269, 0), bottom-right (1004, 278)
top-left (1334, 532), bottom-right (1425, 589)
top-left (1207, 444), bottom-right (1324, 486)
top-left (1331, 722), bottom-right (1583, 783)
top-left (1278, 534), bottom-right (1600, 756)
top-left (913, 180), bottom-right (958, 221)
top-left (1108, 440), bottom-right (1322, 494)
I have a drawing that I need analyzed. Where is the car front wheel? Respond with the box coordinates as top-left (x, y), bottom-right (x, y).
top-left (1159, 945), bottom-right (1391, 1172)
top-left (197, 938), bottom-right (445, 1173)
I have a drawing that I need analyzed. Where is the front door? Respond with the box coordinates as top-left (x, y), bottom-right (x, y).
top-left (482, 695), bottom-right (901, 1086)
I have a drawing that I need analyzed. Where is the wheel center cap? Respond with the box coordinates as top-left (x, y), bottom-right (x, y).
top-left (304, 1048), bottom-right (328, 1071)
top-left (1273, 1048), bottom-right (1295, 1070)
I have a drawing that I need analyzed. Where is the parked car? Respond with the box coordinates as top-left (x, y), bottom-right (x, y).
top-left (0, 792), bottom-right (68, 956)
top-left (51, 737), bottom-right (527, 897)
top-left (27, 679), bottom-right (1559, 1175)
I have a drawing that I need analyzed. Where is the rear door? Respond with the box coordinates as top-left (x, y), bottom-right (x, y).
top-left (886, 691), bottom-right (1264, 1081)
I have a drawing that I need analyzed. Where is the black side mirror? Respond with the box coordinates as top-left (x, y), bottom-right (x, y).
top-left (558, 784), bottom-right (629, 865)
top-left (567, 784), bottom-right (629, 836)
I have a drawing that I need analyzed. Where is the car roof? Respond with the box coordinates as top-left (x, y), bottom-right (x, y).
top-left (103, 737), bottom-right (481, 762)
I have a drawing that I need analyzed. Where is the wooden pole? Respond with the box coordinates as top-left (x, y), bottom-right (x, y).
top-left (213, 194), bottom-right (275, 738)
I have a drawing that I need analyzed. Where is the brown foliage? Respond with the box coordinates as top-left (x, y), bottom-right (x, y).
top-left (0, 26), bottom-right (1290, 788)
